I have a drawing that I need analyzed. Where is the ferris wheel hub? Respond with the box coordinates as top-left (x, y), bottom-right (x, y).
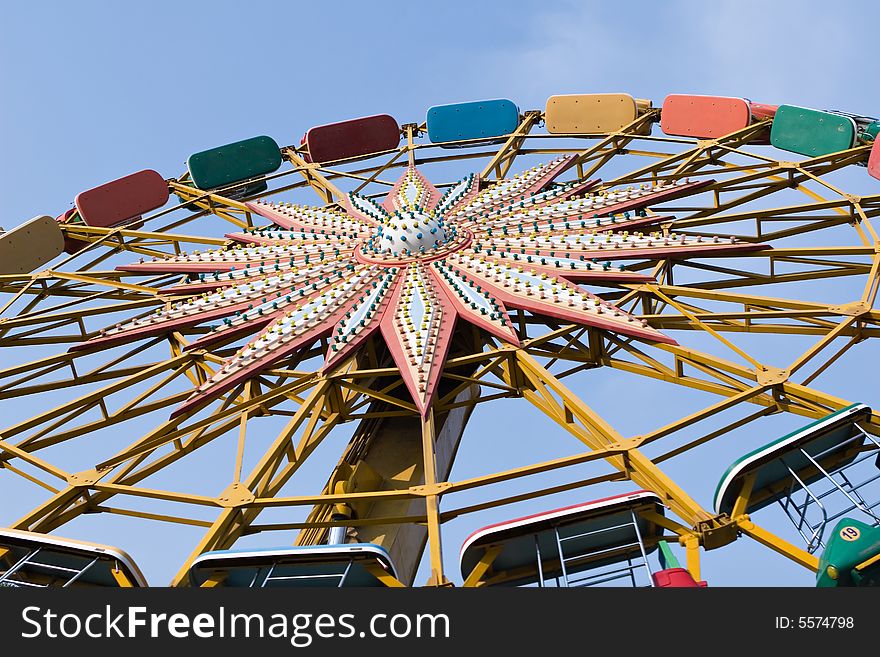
top-left (355, 228), bottom-right (474, 265)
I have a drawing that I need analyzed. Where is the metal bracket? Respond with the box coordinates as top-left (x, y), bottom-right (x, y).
top-left (424, 572), bottom-right (455, 587)
top-left (828, 301), bottom-right (869, 317)
top-left (756, 366), bottom-right (789, 387)
top-left (217, 482), bottom-right (255, 508)
top-left (411, 482), bottom-right (453, 497)
top-left (693, 513), bottom-right (739, 550)
top-left (67, 469), bottom-right (104, 487)
top-left (400, 122), bottom-right (423, 137)
top-left (612, 436), bottom-right (643, 451)
top-left (523, 109), bottom-right (544, 125)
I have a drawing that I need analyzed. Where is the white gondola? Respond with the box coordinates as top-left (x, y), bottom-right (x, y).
top-left (459, 491), bottom-right (676, 587)
top-left (0, 528), bottom-right (146, 587)
top-left (714, 403), bottom-right (879, 553)
top-left (188, 543), bottom-right (399, 588)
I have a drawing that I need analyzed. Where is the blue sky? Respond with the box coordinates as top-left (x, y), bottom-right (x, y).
top-left (1, 0), bottom-right (878, 587)
top-left (4, 0), bottom-right (878, 220)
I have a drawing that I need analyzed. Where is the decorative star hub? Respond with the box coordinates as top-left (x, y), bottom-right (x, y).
top-left (73, 155), bottom-right (763, 418)
top-left (362, 168), bottom-right (457, 258)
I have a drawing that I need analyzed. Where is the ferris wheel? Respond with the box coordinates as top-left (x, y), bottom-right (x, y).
top-left (1, 92), bottom-right (879, 588)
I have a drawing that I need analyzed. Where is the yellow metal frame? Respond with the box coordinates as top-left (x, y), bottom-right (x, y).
top-left (2, 107), bottom-right (879, 587)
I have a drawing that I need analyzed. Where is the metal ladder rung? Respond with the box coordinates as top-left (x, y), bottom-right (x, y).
top-left (557, 522), bottom-right (633, 543)
top-left (265, 573), bottom-right (345, 582)
top-left (262, 559), bottom-right (353, 588)
top-left (561, 541), bottom-right (640, 564)
top-left (20, 560), bottom-right (91, 575)
top-left (566, 564), bottom-right (643, 586)
top-left (0, 548), bottom-right (43, 584)
top-left (568, 572), bottom-right (644, 588)
top-left (0, 578), bottom-right (47, 588)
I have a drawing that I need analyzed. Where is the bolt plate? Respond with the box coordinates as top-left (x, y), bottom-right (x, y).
top-left (66, 469), bottom-right (103, 487)
top-left (756, 366), bottom-right (789, 386)
top-left (411, 482), bottom-right (453, 496)
top-left (217, 482), bottom-right (255, 508)
top-left (828, 301), bottom-right (869, 317)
